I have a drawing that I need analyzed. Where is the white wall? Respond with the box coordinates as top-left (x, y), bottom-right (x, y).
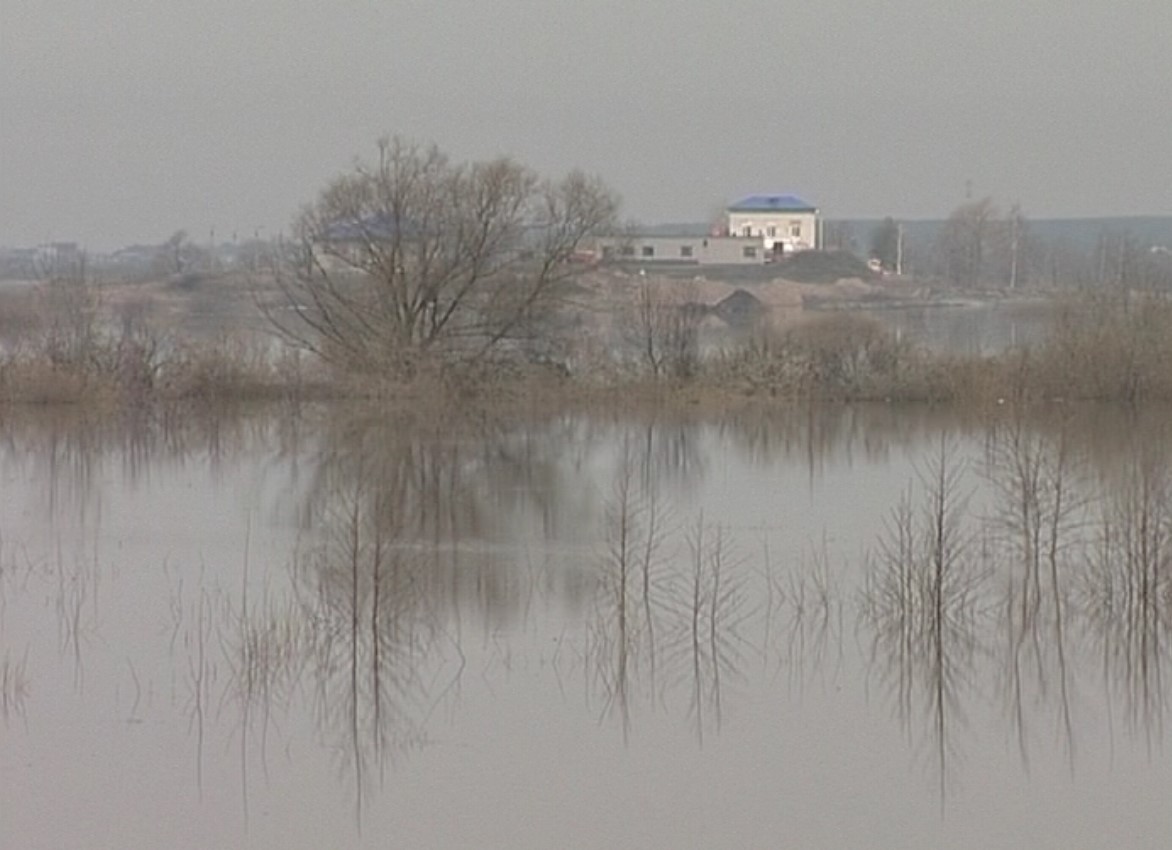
top-left (726, 211), bottom-right (818, 252)
top-left (593, 235), bottom-right (767, 265)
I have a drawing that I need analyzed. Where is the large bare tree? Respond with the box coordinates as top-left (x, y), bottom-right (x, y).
top-left (938, 197), bottom-right (998, 288)
top-left (267, 137), bottom-right (619, 375)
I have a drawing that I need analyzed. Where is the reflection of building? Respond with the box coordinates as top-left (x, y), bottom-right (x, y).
top-left (592, 234), bottom-right (768, 265)
top-left (724, 195), bottom-right (819, 254)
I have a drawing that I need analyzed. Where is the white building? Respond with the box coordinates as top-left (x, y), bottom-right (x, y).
top-left (725, 195), bottom-right (819, 254)
top-left (593, 234), bottom-right (768, 265)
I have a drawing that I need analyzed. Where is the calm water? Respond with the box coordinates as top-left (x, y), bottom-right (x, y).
top-left (1, 404), bottom-right (1169, 849)
top-left (858, 300), bottom-right (1055, 355)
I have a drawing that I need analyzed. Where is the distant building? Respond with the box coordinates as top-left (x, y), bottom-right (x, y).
top-left (724, 194), bottom-right (819, 254)
top-left (311, 213), bottom-right (428, 273)
top-left (588, 192), bottom-right (822, 267)
top-left (591, 234), bottom-right (768, 265)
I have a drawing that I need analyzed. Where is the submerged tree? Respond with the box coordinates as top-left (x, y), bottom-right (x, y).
top-left (266, 136), bottom-right (619, 376)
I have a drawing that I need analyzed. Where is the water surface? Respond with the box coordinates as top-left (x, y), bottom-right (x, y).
top-left (1, 404), bottom-right (1169, 848)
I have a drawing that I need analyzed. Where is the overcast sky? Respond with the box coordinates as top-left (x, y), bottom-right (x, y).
top-left (2, 0), bottom-right (1170, 250)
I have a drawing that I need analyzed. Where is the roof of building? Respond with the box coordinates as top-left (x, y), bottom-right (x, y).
top-left (727, 194), bottom-right (817, 213)
top-left (321, 213), bottom-right (427, 242)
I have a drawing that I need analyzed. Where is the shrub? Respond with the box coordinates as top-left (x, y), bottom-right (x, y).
top-left (710, 313), bottom-right (919, 399)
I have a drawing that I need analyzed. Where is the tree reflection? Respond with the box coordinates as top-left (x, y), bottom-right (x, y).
top-left (669, 517), bottom-right (750, 745)
top-left (861, 439), bottom-right (985, 805)
top-left (303, 408), bottom-right (563, 539)
top-left (587, 447), bottom-right (748, 745)
top-left (293, 482), bottom-right (457, 824)
top-left (763, 541), bottom-right (845, 694)
top-left (587, 452), bottom-right (668, 740)
top-left (1075, 446), bottom-right (1172, 748)
top-left (983, 410), bottom-right (1083, 767)
top-left (0, 405), bottom-right (304, 537)
top-left (864, 419), bottom-right (1172, 799)
top-left (0, 649), bottom-right (30, 725)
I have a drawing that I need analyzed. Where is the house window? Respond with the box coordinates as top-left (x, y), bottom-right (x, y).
top-left (767, 226), bottom-right (777, 237)
top-left (641, 245), bottom-right (655, 258)
top-left (620, 245), bottom-right (635, 257)
top-left (743, 246), bottom-right (757, 259)
top-left (602, 245), bottom-right (615, 259)
top-left (741, 225), bottom-right (752, 237)
top-left (789, 221), bottom-right (802, 237)
top-left (680, 245), bottom-right (694, 258)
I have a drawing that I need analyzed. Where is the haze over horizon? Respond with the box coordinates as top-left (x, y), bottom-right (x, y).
top-left (3, 0), bottom-right (1170, 251)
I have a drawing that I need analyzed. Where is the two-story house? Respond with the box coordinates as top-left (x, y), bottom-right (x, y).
top-left (725, 195), bottom-right (819, 255)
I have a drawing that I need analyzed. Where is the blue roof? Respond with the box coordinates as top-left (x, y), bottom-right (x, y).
top-left (322, 213), bottom-right (426, 242)
top-left (727, 194), bottom-right (817, 213)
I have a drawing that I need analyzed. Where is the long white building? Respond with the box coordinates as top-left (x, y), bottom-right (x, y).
top-left (593, 233), bottom-right (769, 265)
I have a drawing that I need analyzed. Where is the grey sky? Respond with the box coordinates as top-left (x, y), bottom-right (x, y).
top-left (2, 0), bottom-right (1170, 250)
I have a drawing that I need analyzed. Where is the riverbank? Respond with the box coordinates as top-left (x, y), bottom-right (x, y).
top-left (2, 268), bottom-right (1169, 409)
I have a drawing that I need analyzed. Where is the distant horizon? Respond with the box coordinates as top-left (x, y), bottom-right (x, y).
top-left (6, 0), bottom-right (1171, 255)
top-left (5, 208), bottom-right (1172, 255)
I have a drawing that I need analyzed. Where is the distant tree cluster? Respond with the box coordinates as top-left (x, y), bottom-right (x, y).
top-left (869, 217), bottom-right (902, 274)
top-left (935, 198), bottom-right (1029, 289)
top-left (864, 199), bottom-right (1172, 293)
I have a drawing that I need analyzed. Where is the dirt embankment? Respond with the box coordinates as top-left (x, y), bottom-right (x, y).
top-left (577, 265), bottom-right (932, 319)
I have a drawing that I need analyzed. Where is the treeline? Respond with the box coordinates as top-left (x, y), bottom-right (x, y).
top-left (825, 202), bottom-right (1172, 291)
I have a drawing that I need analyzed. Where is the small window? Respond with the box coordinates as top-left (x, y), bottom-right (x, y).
top-left (743, 246), bottom-right (757, 259)
top-left (602, 245), bottom-right (615, 259)
top-left (767, 226), bottom-right (777, 237)
top-left (641, 245), bottom-right (655, 258)
top-left (741, 225), bottom-right (752, 237)
top-left (620, 245), bottom-right (636, 256)
top-left (680, 245), bottom-right (694, 258)
top-left (789, 221), bottom-right (802, 237)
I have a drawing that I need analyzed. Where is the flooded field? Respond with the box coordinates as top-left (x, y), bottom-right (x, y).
top-left (2, 403), bottom-right (1170, 848)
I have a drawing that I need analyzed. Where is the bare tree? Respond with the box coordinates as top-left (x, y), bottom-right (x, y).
top-left (625, 278), bottom-right (701, 380)
top-left (265, 137), bottom-right (619, 375)
top-left (938, 197), bottom-right (998, 288)
top-left (152, 230), bottom-right (208, 277)
top-left (32, 243), bottom-right (101, 367)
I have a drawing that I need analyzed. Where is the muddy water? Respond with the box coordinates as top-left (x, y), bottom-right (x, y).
top-left (1, 404), bottom-right (1169, 849)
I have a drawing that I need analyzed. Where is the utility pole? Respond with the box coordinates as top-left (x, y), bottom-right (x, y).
top-left (1008, 205), bottom-right (1020, 291)
top-left (896, 223), bottom-right (904, 276)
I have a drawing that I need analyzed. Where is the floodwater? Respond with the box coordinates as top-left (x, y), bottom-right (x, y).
top-left (859, 300), bottom-right (1055, 356)
top-left (1, 403), bottom-right (1170, 849)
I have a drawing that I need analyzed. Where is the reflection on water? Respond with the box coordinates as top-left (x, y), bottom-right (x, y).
top-left (861, 439), bottom-right (985, 804)
top-left (586, 449), bottom-right (749, 747)
top-left (1079, 445), bottom-right (1172, 747)
top-left (861, 301), bottom-right (1054, 356)
top-left (0, 649), bottom-right (29, 723)
top-left (2, 403), bottom-right (1171, 847)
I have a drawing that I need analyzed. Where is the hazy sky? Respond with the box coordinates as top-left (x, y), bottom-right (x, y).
top-left (2, 0), bottom-right (1170, 250)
